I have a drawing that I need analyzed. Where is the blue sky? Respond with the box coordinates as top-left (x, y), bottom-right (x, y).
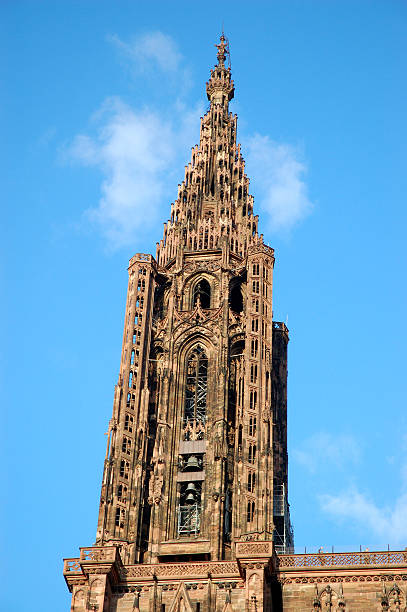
top-left (2, 2), bottom-right (407, 610)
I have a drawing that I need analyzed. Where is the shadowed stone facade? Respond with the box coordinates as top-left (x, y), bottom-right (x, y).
top-left (64, 36), bottom-right (407, 611)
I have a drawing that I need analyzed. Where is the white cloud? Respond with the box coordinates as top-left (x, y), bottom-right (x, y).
top-left (246, 134), bottom-right (314, 232)
top-left (320, 486), bottom-right (407, 546)
top-left (109, 31), bottom-right (182, 73)
top-left (68, 97), bottom-right (202, 249)
top-left (292, 432), bottom-right (360, 474)
top-left (316, 433), bottom-right (407, 546)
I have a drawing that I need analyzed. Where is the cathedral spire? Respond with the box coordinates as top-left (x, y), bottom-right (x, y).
top-left (156, 35), bottom-right (260, 267)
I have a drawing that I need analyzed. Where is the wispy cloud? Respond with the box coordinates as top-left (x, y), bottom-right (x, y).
top-left (67, 96), bottom-right (202, 249)
top-left (108, 31), bottom-right (182, 73)
top-left (246, 134), bottom-right (314, 232)
top-left (315, 432), bottom-right (407, 546)
top-left (292, 432), bottom-right (360, 474)
top-left (320, 487), bottom-right (407, 546)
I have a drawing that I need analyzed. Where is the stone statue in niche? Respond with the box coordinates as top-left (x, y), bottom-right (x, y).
top-left (214, 421), bottom-right (228, 460)
top-left (149, 461), bottom-right (164, 505)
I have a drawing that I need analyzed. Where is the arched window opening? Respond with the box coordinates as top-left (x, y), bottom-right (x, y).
top-left (249, 391), bottom-right (257, 410)
top-left (251, 339), bottom-right (258, 357)
top-left (230, 340), bottom-right (244, 357)
top-left (120, 460), bottom-right (129, 479)
top-left (230, 283), bottom-right (243, 314)
top-left (265, 372), bottom-right (270, 401)
top-left (193, 279), bottom-right (211, 309)
top-left (249, 416), bottom-right (257, 437)
top-left (248, 444), bottom-right (256, 464)
top-left (115, 507), bottom-right (125, 528)
top-left (251, 319), bottom-right (259, 332)
top-left (248, 472), bottom-right (256, 493)
top-left (128, 372), bottom-right (133, 388)
top-left (183, 346), bottom-right (208, 440)
top-left (247, 500), bottom-right (255, 523)
top-left (124, 414), bottom-right (133, 432)
top-left (130, 350), bottom-right (135, 365)
top-left (238, 424), bottom-right (243, 448)
top-left (117, 484), bottom-right (127, 502)
top-left (122, 436), bottom-right (131, 454)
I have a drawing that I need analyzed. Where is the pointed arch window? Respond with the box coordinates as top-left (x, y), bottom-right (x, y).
top-left (248, 472), bottom-right (256, 493)
top-left (117, 484), bottom-right (127, 502)
top-left (248, 444), bottom-right (256, 464)
top-left (247, 500), bottom-right (255, 523)
top-left (183, 346), bottom-right (208, 439)
top-left (115, 507), bottom-right (125, 528)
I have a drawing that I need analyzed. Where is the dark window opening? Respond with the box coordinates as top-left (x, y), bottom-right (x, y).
top-left (120, 460), bottom-right (129, 478)
top-left (238, 424), bottom-right (243, 448)
top-left (117, 484), bottom-right (127, 502)
top-left (124, 414), bottom-right (133, 432)
top-left (248, 472), bottom-right (256, 493)
top-left (230, 340), bottom-right (244, 357)
top-left (193, 279), bottom-right (211, 309)
top-left (250, 391), bottom-right (257, 410)
top-left (247, 500), bottom-right (255, 523)
top-left (115, 507), bottom-right (125, 528)
top-left (248, 444), bottom-right (256, 464)
top-left (230, 284), bottom-right (243, 313)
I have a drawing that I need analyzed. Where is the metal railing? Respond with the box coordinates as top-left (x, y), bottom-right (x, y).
top-left (278, 550), bottom-right (407, 568)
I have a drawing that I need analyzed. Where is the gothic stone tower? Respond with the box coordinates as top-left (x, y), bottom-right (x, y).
top-left (64, 35), bottom-right (294, 612)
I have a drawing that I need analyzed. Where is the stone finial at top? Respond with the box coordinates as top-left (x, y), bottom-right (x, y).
top-left (216, 34), bottom-right (228, 66)
top-left (206, 34), bottom-right (234, 105)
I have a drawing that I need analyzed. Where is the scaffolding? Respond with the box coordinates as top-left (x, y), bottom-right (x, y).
top-left (273, 483), bottom-right (294, 554)
top-left (177, 503), bottom-right (201, 536)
